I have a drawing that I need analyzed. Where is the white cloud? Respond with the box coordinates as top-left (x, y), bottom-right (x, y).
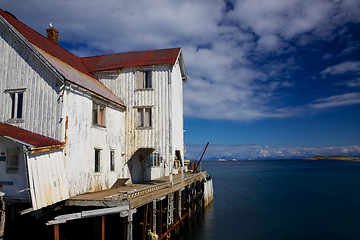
top-left (309, 92), bottom-right (360, 109)
top-left (185, 144), bottom-right (360, 160)
top-left (1, 0), bottom-right (360, 121)
top-left (320, 61), bottom-right (360, 75)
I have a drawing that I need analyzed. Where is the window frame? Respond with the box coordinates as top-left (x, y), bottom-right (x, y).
top-left (136, 70), bottom-right (152, 90)
top-left (110, 150), bottom-right (115, 172)
top-left (92, 101), bottom-right (106, 127)
top-left (5, 88), bottom-right (26, 121)
top-left (146, 152), bottom-right (162, 168)
top-left (94, 148), bottom-right (101, 173)
top-left (136, 107), bottom-right (152, 129)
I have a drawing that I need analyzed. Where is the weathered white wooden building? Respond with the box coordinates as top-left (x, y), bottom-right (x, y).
top-left (0, 8), bottom-right (187, 214)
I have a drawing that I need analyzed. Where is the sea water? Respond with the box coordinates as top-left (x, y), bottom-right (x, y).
top-left (175, 160), bottom-right (360, 240)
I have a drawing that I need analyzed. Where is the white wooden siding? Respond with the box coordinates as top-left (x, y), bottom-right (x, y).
top-left (62, 87), bottom-right (125, 196)
top-left (94, 64), bottom-right (184, 179)
top-left (0, 20), bottom-right (63, 141)
top-left (27, 150), bottom-right (69, 210)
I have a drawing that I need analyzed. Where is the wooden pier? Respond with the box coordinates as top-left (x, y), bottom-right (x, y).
top-left (45, 171), bottom-right (213, 240)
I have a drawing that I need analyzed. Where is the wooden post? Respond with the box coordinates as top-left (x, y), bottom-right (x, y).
top-left (142, 204), bottom-right (148, 240)
top-left (127, 210), bottom-right (133, 240)
top-left (0, 197), bottom-right (5, 239)
top-left (152, 200), bottom-right (156, 234)
top-left (178, 190), bottom-right (182, 219)
top-left (159, 200), bottom-right (162, 235)
top-left (102, 216), bottom-right (105, 240)
top-left (54, 224), bottom-right (59, 240)
top-left (187, 184), bottom-right (192, 218)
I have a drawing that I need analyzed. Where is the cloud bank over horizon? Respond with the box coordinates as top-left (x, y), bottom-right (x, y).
top-left (185, 144), bottom-right (360, 160)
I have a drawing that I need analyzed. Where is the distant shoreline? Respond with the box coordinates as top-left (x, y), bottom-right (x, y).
top-left (304, 155), bottom-right (360, 162)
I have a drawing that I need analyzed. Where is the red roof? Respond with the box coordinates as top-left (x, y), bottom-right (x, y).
top-left (81, 48), bottom-right (181, 72)
top-left (0, 9), bottom-right (91, 77)
top-left (0, 122), bottom-right (64, 148)
top-left (0, 9), bottom-right (125, 108)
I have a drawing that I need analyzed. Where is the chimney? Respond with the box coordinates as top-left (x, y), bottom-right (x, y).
top-left (46, 26), bottom-right (59, 44)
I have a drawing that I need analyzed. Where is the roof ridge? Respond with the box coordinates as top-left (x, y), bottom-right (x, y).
top-left (81, 47), bottom-right (181, 59)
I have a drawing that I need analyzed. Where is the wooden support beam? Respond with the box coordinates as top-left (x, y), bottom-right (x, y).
top-left (159, 212), bottom-right (188, 240)
top-left (178, 189), bottom-right (182, 219)
top-left (102, 216), bottom-right (105, 240)
top-left (0, 197), bottom-right (6, 239)
top-left (127, 210), bottom-right (133, 240)
top-left (54, 224), bottom-right (59, 240)
top-left (152, 200), bottom-right (156, 234)
top-left (142, 204), bottom-right (148, 240)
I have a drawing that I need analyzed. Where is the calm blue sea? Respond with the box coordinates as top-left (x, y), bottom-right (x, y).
top-left (175, 160), bottom-right (360, 240)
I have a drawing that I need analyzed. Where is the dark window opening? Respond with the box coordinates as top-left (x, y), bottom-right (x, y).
top-left (110, 150), bottom-right (115, 172)
top-left (95, 149), bottom-right (101, 173)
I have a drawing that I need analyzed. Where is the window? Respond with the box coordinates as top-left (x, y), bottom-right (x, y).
top-left (6, 148), bottom-right (19, 174)
top-left (6, 89), bottom-right (25, 120)
top-left (92, 101), bottom-right (106, 126)
top-left (136, 107), bottom-right (152, 128)
top-left (136, 70), bottom-right (152, 89)
top-left (110, 150), bottom-right (115, 172)
top-left (146, 152), bottom-right (162, 167)
top-left (94, 149), bottom-right (101, 173)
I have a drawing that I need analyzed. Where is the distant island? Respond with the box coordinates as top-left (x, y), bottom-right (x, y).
top-left (305, 155), bottom-right (360, 162)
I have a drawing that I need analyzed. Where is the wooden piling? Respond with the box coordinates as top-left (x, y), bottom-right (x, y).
top-left (152, 200), bottom-right (156, 234)
top-left (0, 197), bottom-right (5, 239)
top-left (54, 224), bottom-right (59, 240)
top-left (127, 210), bottom-right (133, 240)
top-left (102, 216), bottom-right (105, 240)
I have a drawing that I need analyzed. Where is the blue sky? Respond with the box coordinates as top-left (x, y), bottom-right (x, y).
top-left (1, 0), bottom-right (360, 159)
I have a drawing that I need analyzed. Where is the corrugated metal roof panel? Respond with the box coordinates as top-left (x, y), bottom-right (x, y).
top-left (0, 122), bottom-right (64, 148)
top-left (34, 46), bottom-right (126, 108)
top-left (81, 48), bottom-right (181, 72)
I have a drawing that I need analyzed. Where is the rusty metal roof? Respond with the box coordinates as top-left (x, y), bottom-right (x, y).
top-left (0, 9), bottom-right (125, 108)
top-left (0, 122), bottom-right (65, 148)
top-left (81, 48), bottom-right (181, 72)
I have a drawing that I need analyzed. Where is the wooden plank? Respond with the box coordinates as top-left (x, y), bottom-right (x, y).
top-left (47, 205), bottom-right (129, 225)
top-left (81, 205), bottom-right (129, 218)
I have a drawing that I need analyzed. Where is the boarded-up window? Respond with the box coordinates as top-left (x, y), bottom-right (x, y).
top-left (136, 107), bottom-right (152, 128)
top-left (95, 149), bottom-right (101, 173)
top-left (92, 101), bottom-right (106, 126)
top-left (136, 70), bottom-right (152, 89)
top-left (6, 148), bottom-right (19, 174)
